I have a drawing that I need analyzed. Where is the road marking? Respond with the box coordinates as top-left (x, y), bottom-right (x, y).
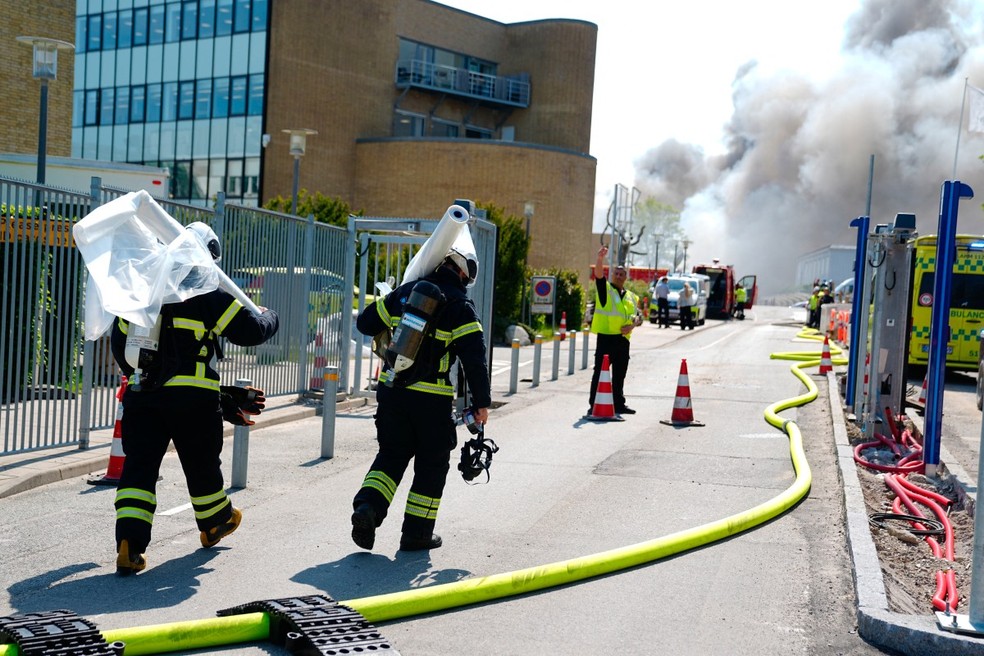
top-left (491, 360), bottom-right (533, 376)
top-left (699, 329), bottom-right (740, 350)
top-left (158, 502), bottom-right (191, 516)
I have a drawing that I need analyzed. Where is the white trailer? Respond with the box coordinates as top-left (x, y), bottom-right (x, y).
top-left (0, 153), bottom-right (169, 197)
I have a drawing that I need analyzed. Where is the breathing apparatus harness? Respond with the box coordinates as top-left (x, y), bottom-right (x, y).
top-left (457, 408), bottom-right (498, 484)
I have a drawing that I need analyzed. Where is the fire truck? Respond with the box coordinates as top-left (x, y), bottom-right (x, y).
top-left (692, 260), bottom-right (758, 319)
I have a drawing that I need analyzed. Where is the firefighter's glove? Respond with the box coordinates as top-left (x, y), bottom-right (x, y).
top-left (219, 385), bottom-right (266, 426)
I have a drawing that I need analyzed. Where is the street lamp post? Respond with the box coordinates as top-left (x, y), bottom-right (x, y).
top-left (522, 202), bottom-right (534, 324)
top-left (17, 36), bottom-right (74, 186)
top-left (281, 128), bottom-right (318, 215)
top-left (682, 239), bottom-right (692, 273)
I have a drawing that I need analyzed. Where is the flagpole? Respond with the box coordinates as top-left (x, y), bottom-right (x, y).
top-left (953, 77), bottom-right (969, 179)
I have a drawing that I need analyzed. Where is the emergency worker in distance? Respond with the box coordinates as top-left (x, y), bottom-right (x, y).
top-left (351, 243), bottom-right (491, 552)
top-left (588, 245), bottom-right (642, 415)
top-left (734, 283), bottom-right (747, 320)
top-left (110, 222), bottom-right (279, 575)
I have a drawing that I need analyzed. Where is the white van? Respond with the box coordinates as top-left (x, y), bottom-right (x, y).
top-left (649, 273), bottom-right (710, 326)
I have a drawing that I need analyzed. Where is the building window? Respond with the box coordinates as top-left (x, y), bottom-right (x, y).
top-left (76, 17), bottom-right (88, 54)
top-left (200, 0), bottom-right (216, 38)
top-left (162, 82), bottom-right (179, 122)
top-left (84, 90), bottom-right (100, 126)
top-left (165, 3), bottom-right (182, 43)
top-left (248, 74), bottom-right (263, 115)
top-left (102, 11), bottom-right (118, 51)
top-left (178, 81), bottom-right (195, 120)
top-left (234, 0), bottom-right (252, 33)
top-left (99, 88), bottom-right (115, 126)
top-left (393, 112), bottom-right (425, 137)
top-left (133, 8), bottom-right (149, 46)
top-left (252, 0), bottom-right (268, 31)
top-left (195, 80), bottom-right (212, 119)
top-left (217, 0), bottom-right (234, 36)
top-left (182, 2), bottom-right (199, 40)
top-left (213, 78), bottom-right (230, 117)
top-left (87, 15), bottom-right (102, 51)
top-left (149, 5), bottom-right (166, 45)
top-left (431, 119), bottom-right (459, 138)
top-left (118, 10), bottom-right (133, 49)
top-left (131, 86), bottom-right (146, 123)
top-left (146, 83), bottom-right (163, 122)
top-left (230, 76), bottom-right (247, 116)
top-left (114, 87), bottom-right (130, 125)
top-left (464, 126), bottom-right (493, 140)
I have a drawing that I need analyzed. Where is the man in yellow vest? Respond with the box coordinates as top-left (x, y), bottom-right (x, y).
top-left (588, 245), bottom-right (642, 415)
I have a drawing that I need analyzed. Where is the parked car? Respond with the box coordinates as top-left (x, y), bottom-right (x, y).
top-left (649, 274), bottom-right (710, 326)
top-left (834, 277), bottom-right (854, 303)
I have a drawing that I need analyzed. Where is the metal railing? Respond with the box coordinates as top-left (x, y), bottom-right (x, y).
top-left (395, 59), bottom-right (531, 107)
top-left (1, 174), bottom-right (347, 457)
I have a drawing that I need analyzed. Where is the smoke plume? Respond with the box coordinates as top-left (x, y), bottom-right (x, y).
top-left (634, 0), bottom-right (984, 295)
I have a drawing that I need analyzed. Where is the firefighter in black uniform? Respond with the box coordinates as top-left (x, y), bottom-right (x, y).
top-left (110, 222), bottom-right (279, 575)
top-left (351, 245), bottom-right (491, 551)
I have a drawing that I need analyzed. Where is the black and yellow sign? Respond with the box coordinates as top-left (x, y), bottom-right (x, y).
top-left (0, 214), bottom-right (75, 247)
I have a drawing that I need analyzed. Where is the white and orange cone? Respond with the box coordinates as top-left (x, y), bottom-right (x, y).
top-left (309, 332), bottom-right (326, 390)
top-left (917, 373), bottom-right (928, 407)
top-left (559, 311), bottom-right (567, 341)
top-left (585, 354), bottom-right (624, 422)
top-left (660, 359), bottom-right (705, 427)
top-left (819, 337), bottom-right (833, 374)
top-left (88, 377), bottom-right (128, 486)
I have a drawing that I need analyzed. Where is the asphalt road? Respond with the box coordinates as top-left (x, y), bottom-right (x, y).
top-left (0, 306), bottom-right (890, 655)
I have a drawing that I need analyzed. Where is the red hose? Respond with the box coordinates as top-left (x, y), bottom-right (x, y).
top-left (883, 473), bottom-right (958, 611)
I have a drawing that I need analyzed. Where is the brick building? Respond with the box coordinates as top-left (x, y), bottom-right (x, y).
top-left (6, 0), bottom-right (597, 274)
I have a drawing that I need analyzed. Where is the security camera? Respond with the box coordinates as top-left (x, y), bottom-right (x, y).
top-left (261, 133), bottom-right (271, 148)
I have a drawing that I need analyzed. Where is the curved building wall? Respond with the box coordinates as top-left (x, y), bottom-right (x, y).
top-left (355, 138), bottom-right (595, 275)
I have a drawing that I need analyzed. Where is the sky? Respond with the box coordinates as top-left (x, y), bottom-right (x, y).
top-left (438, 0), bottom-right (984, 294)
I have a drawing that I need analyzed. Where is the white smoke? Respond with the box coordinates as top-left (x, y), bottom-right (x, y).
top-left (634, 0), bottom-right (984, 294)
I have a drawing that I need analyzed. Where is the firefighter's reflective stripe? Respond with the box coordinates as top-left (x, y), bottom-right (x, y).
top-left (115, 487), bottom-right (157, 525)
top-left (163, 361), bottom-right (221, 391)
top-left (374, 298), bottom-right (395, 327)
top-left (362, 470), bottom-right (398, 503)
top-left (172, 317), bottom-right (207, 341)
top-left (405, 491), bottom-right (440, 520)
top-left (192, 488), bottom-right (231, 520)
top-left (378, 369), bottom-right (455, 396)
top-left (213, 299), bottom-right (242, 335)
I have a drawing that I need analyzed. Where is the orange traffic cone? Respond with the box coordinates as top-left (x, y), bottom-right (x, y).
top-left (819, 337), bottom-right (833, 374)
top-left (88, 377), bottom-right (128, 486)
top-left (916, 374), bottom-right (928, 408)
top-left (660, 359), bottom-right (705, 427)
top-left (559, 312), bottom-right (567, 341)
top-left (585, 354), bottom-right (624, 422)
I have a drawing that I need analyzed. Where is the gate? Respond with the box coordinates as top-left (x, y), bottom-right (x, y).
top-left (341, 203), bottom-right (497, 403)
top-left (1, 174), bottom-right (347, 457)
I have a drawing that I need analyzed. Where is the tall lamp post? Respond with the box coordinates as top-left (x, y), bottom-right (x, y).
top-left (17, 36), bottom-right (74, 186)
top-left (282, 128), bottom-right (318, 215)
top-left (522, 202), bottom-right (534, 324)
top-left (682, 239), bottom-right (691, 272)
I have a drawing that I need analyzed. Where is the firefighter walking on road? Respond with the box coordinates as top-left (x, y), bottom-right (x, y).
top-left (110, 223), bottom-right (279, 575)
top-left (351, 237), bottom-right (491, 552)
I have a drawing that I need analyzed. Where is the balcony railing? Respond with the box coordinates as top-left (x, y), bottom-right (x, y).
top-left (395, 59), bottom-right (530, 108)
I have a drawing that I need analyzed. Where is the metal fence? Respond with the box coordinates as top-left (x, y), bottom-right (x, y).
top-left (0, 174), bottom-right (348, 457)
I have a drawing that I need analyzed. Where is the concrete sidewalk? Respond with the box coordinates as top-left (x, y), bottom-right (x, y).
top-left (0, 393), bottom-right (369, 500)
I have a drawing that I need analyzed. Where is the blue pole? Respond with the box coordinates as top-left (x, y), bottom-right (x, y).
top-left (923, 180), bottom-right (974, 471)
top-left (845, 215), bottom-right (869, 404)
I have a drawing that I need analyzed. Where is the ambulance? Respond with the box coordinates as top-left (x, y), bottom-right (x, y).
top-left (908, 234), bottom-right (984, 370)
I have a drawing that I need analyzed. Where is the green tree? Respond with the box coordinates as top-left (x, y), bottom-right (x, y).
top-left (263, 189), bottom-right (358, 227)
top-left (477, 202), bottom-right (529, 330)
top-left (633, 197), bottom-right (687, 271)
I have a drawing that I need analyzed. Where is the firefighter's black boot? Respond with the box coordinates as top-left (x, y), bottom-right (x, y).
top-left (399, 532), bottom-right (442, 551)
top-left (351, 503), bottom-right (377, 550)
